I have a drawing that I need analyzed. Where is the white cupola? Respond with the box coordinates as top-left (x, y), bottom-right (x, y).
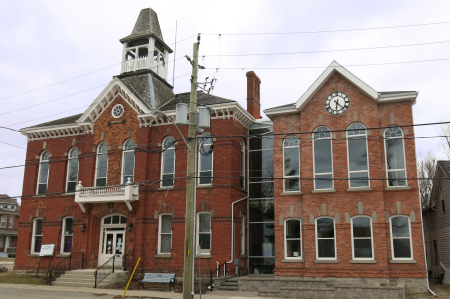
top-left (119, 8), bottom-right (173, 81)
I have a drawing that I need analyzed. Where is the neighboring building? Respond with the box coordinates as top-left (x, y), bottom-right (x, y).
top-left (0, 195), bottom-right (20, 255)
top-left (423, 160), bottom-right (450, 280)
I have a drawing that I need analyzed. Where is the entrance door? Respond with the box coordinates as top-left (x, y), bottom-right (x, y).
top-left (99, 215), bottom-right (127, 266)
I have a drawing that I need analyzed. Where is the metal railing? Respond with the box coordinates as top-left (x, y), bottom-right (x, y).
top-left (6, 247), bottom-right (16, 254)
top-left (48, 252), bottom-right (84, 285)
top-left (94, 255), bottom-right (115, 288)
top-left (209, 261), bottom-right (227, 291)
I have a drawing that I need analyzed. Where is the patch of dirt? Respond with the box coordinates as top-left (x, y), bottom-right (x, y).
top-left (406, 279), bottom-right (450, 298)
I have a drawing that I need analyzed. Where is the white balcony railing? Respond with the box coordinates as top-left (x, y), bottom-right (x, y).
top-left (75, 180), bottom-right (139, 212)
top-left (121, 56), bottom-right (167, 78)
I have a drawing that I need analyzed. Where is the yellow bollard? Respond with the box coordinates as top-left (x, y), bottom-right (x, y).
top-left (122, 257), bottom-right (141, 298)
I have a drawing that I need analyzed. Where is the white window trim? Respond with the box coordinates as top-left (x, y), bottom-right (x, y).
top-left (31, 218), bottom-right (43, 254)
top-left (121, 140), bottom-right (136, 184)
top-left (312, 127), bottom-right (334, 190)
top-left (198, 134), bottom-right (214, 186)
top-left (36, 151), bottom-right (50, 195)
top-left (0, 216), bottom-right (6, 228)
top-left (240, 141), bottom-right (246, 190)
top-left (111, 104), bottom-right (124, 118)
top-left (284, 218), bottom-right (302, 259)
top-left (384, 127), bottom-right (408, 187)
top-left (240, 215), bottom-right (246, 255)
top-left (8, 216), bottom-right (14, 229)
top-left (61, 217), bottom-right (73, 254)
top-left (346, 123), bottom-right (370, 188)
top-left (389, 215), bottom-right (414, 260)
top-left (95, 143), bottom-right (108, 187)
top-left (283, 136), bottom-right (301, 193)
top-left (196, 212), bottom-right (212, 255)
top-left (315, 216), bottom-right (337, 260)
top-left (351, 216), bottom-right (374, 260)
top-left (66, 147), bottom-right (79, 192)
top-left (160, 137), bottom-right (176, 187)
top-left (158, 213), bottom-right (173, 254)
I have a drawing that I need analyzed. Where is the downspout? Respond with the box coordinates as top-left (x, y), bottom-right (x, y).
top-left (227, 196), bottom-right (248, 266)
top-left (421, 201), bottom-right (437, 296)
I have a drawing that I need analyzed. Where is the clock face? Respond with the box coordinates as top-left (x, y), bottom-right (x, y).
top-left (325, 91), bottom-right (350, 115)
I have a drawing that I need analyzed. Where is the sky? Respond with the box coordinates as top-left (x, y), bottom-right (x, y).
top-left (1, 0), bottom-right (450, 201)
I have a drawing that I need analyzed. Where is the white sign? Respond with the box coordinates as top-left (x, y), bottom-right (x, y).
top-left (39, 244), bottom-right (55, 257)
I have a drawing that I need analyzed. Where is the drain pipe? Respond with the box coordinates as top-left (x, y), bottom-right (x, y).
top-left (420, 201), bottom-right (437, 297)
top-left (226, 196), bottom-right (248, 269)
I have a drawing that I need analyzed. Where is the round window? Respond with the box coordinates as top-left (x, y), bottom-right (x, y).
top-left (112, 104), bottom-right (124, 118)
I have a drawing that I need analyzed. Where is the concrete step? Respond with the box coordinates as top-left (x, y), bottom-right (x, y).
top-left (221, 282), bottom-right (238, 286)
top-left (52, 269), bottom-right (128, 288)
top-left (216, 285), bottom-right (238, 291)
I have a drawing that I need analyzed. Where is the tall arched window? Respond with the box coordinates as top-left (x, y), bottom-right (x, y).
top-left (384, 127), bottom-right (407, 186)
top-left (161, 136), bottom-right (175, 187)
top-left (37, 151), bottom-right (50, 195)
top-left (283, 136), bottom-right (300, 192)
top-left (285, 218), bottom-right (301, 259)
top-left (390, 215), bottom-right (413, 259)
top-left (351, 216), bottom-right (373, 259)
top-left (316, 217), bottom-right (336, 259)
top-left (95, 143), bottom-right (108, 187)
top-left (240, 141), bottom-right (246, 189)
top-left (347, 123), bottom-right (369, 188)
top-left (66, 148), bottom-right (79, 193)
top-left (198, 133), bottom-right (213, 185)
top-left (122, 140), bottom-right (135, 184)
top-left (313, 127), bottom-right (333, 190)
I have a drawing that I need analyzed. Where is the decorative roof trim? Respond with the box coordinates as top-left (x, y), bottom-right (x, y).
top-left (378, 91), bottom-right (418, 105)
top-left (263, 104), bottom-right (298, 120)
top-left (295, 61), bottom-right (378, 111)
top-left (20, 122), bottom-right (94, 141)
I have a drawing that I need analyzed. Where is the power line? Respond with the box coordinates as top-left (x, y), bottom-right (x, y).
top-left (200, 21), bottom-right (450, 36)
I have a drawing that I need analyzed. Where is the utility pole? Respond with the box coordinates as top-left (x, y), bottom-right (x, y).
top-left (183, 35), bottom-right (200, 299)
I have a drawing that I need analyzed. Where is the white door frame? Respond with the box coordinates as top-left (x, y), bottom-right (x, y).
top-left (98, 214), bottom-right (127, 266)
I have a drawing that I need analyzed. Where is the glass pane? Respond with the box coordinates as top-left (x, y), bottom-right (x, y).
top-left (393, 239), bottom-right (411, 258)
top-left (161, 215), bottom-right (172, 233)
top-left (391, 217), bottom-right (410, 237)
top-left (162, 174), bottom-right (174, 187)
top-left (315, 174), bottom-right (333, 190)
top-left (284, 178), bottom-right (300, 192)
top-left (63, 236), bottom-right (73, 253)
top-left (112, 215), bottom-right (120, 224)
top-left (249, 130), bottom-right (273, 150)
top-left (249, 223), bottom-right (275, 256)
top-left (163, 149), bottom-right (175, 174)
top-left (249, 200), bottom-right (274, 222)
top-left (104, 217), bottom-right (111, 224)
top-left (121, 216), bottom-right (127, 224)
top-left (199, 171), bottom-right (212, 185)
top-left (314, 139), bottom-right (332, 174)
top-left (199, 214), bottom-right (211, 232)
top-left (354, 239), bottom-right (372, 258)
top-left (38, 184), bottom-right (47, 195)
top-left (317, 218), bottom-right (334, 238)
top-left (352, 217), bottom-right (371, 237)
top-left (388, 170), bottom-right (407, 186)
top-left (39, 162), bottom-right (49, 183)
top-left (124, 140), bottom-right (135, 150)
top-left (286, 220), bottom-right (300, 239)
top-left (386, 139), bottom-right (405, 170)
top-left (348, 137), bottom-right (368, 171)
top-left (249, 182), bottom-right (274, 198)
top-left (65, 218), bottom-right (73, 235)
top-left (199, 154), bottom-right (212, 172)
top-left (286, 240), bottom-right (301, 257)
top-left (284, 147), bottom-right (299, 176)
top-left (96, 178), bottom-right (106, 187)
top-left (161, 235), bottom-right (171, 253)
top-left (34, 236), bottom-right (42, 253)
top-left (249, 150), bottom-right (274, 183)
top-left (97, 154), bottom-right (108, 178)
top-left (349, 172), bottom-right (369, 188)
top-left (318, 239), bottom-right (335, 258)
top-left (116, 234), bottom-right (123, 254)
top-left (199, 234), bottom-right (211, 250)
top-left (248, 258), bottom-right (274, 275)
top-left (35, 220), bottom-right (43, 235)
top-left (68, 159), bottom-right (79, 181)
top-left (105, 234), bottom-right (113, 254)
top-left (123, 152), bottom-right (135, 176)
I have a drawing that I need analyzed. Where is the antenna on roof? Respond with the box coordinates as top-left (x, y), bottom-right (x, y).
top-left (172, 20), bottom-right (178, 88)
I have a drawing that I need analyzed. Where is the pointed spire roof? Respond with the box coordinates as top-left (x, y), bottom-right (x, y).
top-left (120, 8), bottom-right (173, 53)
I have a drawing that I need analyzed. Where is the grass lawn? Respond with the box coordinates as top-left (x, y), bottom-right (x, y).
top-left (0, 270), bottom-right (46, 285)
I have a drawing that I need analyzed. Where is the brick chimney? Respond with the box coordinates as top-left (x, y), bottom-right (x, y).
top-left (246, 71), bottom-right (261, 119)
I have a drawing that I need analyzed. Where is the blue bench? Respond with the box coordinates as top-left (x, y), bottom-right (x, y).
top-left (138, 273), bottom-right (176, 291)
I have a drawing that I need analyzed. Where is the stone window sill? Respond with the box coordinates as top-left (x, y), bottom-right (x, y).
top-left (347, 187), bottom-right (372, 192)
top-left (351, 259), bottom-right (377, 263)
top-left (314, 259), bottom-right (339, 263)
top-left (282, 258), bottom-right (304, 263)
top-left (154, 254), bottom-right (172, 259)
top-left (62, 193), bottom-right (75, 197)
top-left (312, 189), bottom-right (336, 194)
top-left (32, 195), bottom-right (46, 198)
top-left (27, 254), bottom-right (40, 258)
top-left (389, 259), bottom-right (416, 264)
top-left (281, 191), bottom-right (302, 195)
top-left (197, 185), bottom-right (213, 189)
top-left (195, 255), bottom-right (212, 259)
top-left (157, 187), bottom-right (174, 191)
top-left (385, 186), bottom-right (411, 191)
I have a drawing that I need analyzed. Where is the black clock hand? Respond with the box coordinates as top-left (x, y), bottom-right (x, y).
top-left (334, 99), bottom-right (344, 109)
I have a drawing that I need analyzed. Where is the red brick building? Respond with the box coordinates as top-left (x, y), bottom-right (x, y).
top-left (0, 195), bottom-right (19, 256)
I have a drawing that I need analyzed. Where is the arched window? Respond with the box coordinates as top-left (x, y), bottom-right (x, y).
top-left (198, 133), bottom-right (213, 185)
top-left (95, 143), bottom-right (108, 187)
top-left (122, 140), bottom-right (135, 184)
top-left (316, 217), bottom-right (336, 259)
top-left (313, 127), bottom-right (333, 190)
top-left (351, 216), bottom-right (373, 259)
top-left (66, 148), bottom-right (79, 193)
top-left (196, 212), bottom-right (211, 255)
top-left (283, 136), bottom-right (300, 192)
top-left (390, 215), bottom-right (413, 259)
top-left (161, 136), bottom-right (175, 187)
top-left (384, 127), bottom-right (407, 186)
top-left (347, 123), bottom-right (369, 188)
top-left (284, 218), bottom-right (301, 259)
top-left (37, 151), bottom-right (50, 195)
top-left (158, 214), bottom-right (172, 254)
top-left (240, 141), bottom-right (246, 189)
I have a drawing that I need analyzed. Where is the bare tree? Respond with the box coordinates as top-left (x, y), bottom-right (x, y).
top-left (417, 151), bottom-right (437, 207)
top-left (438, 120), bottom-right (450, 159)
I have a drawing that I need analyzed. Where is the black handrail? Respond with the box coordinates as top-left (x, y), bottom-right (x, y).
top-left (94, 255), bottom-right (115, 288)
top-left (47, 252), bottom-right (85, 285)
top-left (209, 261), bottom-right (227, 291)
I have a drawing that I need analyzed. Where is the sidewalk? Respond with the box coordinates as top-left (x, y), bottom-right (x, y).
top-left (0, 283), bottom-right (276, 299)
